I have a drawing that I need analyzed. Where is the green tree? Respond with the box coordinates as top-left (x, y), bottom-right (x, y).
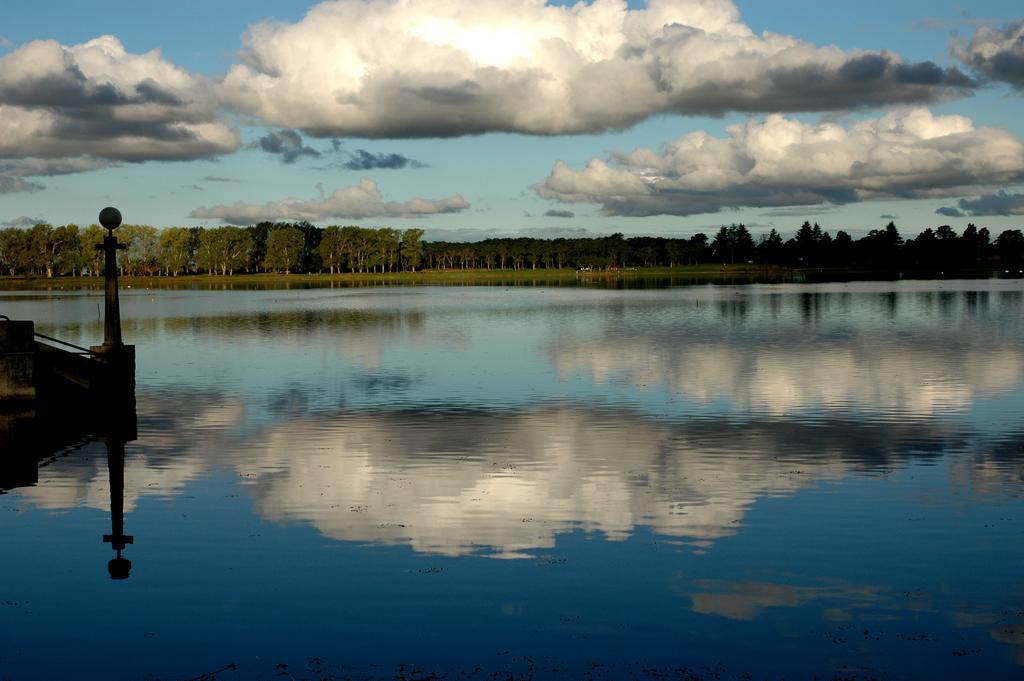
top-left (375, 228), bottom-right (400, 272)
top-left (757, 229), bottom-right (785, 263)
top-left (858, 221), bottom-right (903, 268)
top-left (159, 227), bottom-right (193, 276)
top-left (81, 225), bottom-right (105, 276)
top-left (344, 226), bottom-right (379, 272)
top-left (0, 228), bottom-right (28, 276)
top-left (28, 223), bottom-right (73, 278)
top-left (400, 228), bottom-right (424, 272)
top-left (832, 230), bottom-right (853, 266)
top-left (218, 226), bottom-right (253, 275)
top-left (197, 227), bottom-right (219, 274)
top-left (712, 224), bottom-right (754, 264)
top-left (319, 226), bottom-right (344, 274)
top-left (296, 221), bottom-right (322, 273)
top-left (337, 226), bottom-right (359, 272)
top-left (196, 226), bottom-right (252, 275)
top-left (247, 223), bottom-right (272, 273)
top-left (118, 224), bottom-right (160, 275)
top-left (263, 226), bottom-right (304, 274)
top-left (55, 224), bottom-right (83, 275)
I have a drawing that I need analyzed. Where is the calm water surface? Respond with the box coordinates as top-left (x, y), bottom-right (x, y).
top-left (2, 281), bottom-right (1023, 680)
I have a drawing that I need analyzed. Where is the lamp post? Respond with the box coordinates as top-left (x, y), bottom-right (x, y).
top-left (96, 207), bottom-right (126, 350)
top-left (89, 207), bottom-right (135, 401)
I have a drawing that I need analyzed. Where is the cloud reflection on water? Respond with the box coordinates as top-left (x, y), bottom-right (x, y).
top-left (549, 332), bottom-right (1023, 417)
top-left (690, 580), bottom-right (887, 621)
top-left (13, 395), bottom-right (1018, 559)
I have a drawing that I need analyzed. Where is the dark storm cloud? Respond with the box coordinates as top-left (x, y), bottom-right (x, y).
top-left (250, 129), bottom-right (321, 163)
top-left (341, 150), bottom-right (426, 170)
top-left (936, 191), bottom-right (1024, 217)
top-left (737, 57), bottom-right (975, 113)
top-left (0, 157), bottom-right (118, 193)
top-left (0, 158), bottom-right (115, 177)
top-left (0, 62), bottom-right (184, 110)
top-left (543, 209), bottom-right (576, 218)
top-left (954, 21), bottom-right (1024, 89)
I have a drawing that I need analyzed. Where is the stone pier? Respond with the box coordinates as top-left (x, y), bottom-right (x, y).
top-left (0, 319), bottom-right (37, 402)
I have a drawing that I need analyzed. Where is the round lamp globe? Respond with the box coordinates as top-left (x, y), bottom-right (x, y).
top-left (99, 207), bottom-right (122, 231)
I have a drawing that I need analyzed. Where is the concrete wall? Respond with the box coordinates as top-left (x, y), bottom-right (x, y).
top-left (0, 320), bottom-right (36, 402)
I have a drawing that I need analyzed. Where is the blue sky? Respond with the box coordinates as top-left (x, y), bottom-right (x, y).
top-left (1, 0), bottom-right (1022, 239)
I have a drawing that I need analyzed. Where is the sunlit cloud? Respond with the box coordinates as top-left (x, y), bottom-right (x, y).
top-left (690, 580), bottom-right (886, 621)
top-left (535, 109), bottom-right (1024, 216)
top-left (0, 36), bottom-right (238, 160)
top-left (219, 0), bottom-right (974, 138)
top-left (189, 178), bottom-right (469, 223)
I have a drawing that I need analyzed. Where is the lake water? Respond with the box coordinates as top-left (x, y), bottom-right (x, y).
top-left (2, 281), bottom-right (1023, 680)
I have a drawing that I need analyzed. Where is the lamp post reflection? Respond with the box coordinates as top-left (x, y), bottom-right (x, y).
top-left (102, 434), bottom-right (134, 579)
top-left (99, 391), bottom-right (138, 580)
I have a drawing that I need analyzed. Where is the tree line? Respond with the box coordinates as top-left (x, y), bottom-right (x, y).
top-left (0, 222), bottom-right (424, 277)
top-left (1, 220), bottom-right (1022, 278)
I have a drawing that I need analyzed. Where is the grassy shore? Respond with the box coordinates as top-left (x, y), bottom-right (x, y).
top-left (0, 264), bottom-right (797, 290)
top-left (0, 264), bottom-right (1007, 291)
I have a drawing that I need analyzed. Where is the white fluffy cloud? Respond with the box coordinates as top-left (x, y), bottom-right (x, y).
top-left (220, 0), bottom-right (973, 138)
top-left (189, 178), bottom-right (469, 223)
top-left (0, 35), bottom-right (239, 189)
top-left (535, 109), bottom-right (1024, 216)
top-left (953, 21), bottom-right (1024, 89)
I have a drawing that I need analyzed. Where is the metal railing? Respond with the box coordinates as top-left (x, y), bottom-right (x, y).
top-left (33, 332), bottom-right (99, 356)
top-left (3, 314), bottom-right (99, 356)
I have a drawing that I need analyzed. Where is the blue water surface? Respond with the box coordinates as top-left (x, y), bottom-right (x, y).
top-left (1, 280), bottom-right (1023, 680)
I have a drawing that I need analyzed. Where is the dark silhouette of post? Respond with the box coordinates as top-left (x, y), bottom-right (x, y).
top-left (89, 207), bottom-right (136, 401)
top-left (96, 207), bottom-right (125, 350)
top-left (99, 396), bottom-right (137, 580)
top-left (103, 435), bottom-right (134, 579)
